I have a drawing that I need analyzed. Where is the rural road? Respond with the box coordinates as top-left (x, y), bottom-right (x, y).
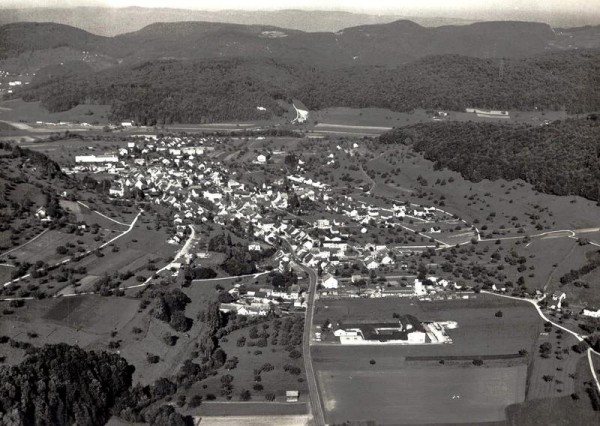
top-left (280, 235), bottom-right (325, 425)
top-left (482, 290), bottom-right (600, 394)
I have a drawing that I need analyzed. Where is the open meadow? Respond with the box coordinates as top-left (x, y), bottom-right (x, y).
top-left (317, 362), bottom-right (527, 425)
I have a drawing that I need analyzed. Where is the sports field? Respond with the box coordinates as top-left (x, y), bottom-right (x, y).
top-left (317, 364), bottom-right (527, 424)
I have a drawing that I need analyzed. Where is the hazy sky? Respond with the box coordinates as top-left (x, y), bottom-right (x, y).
top-left (1, 0), bottom-right (595, 16)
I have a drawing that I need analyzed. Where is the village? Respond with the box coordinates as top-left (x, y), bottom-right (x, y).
top-left (61, 132), bottom-right (598, 323)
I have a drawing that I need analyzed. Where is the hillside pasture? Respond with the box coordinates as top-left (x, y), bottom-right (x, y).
top-left (76, 223), bottom-right (175, 279)
top-left (4, 229), bottom-right (90, 266)
top-left (499, 237), bottom-right (592, 293)
top-left (365, 144), bottom-right (600, 237)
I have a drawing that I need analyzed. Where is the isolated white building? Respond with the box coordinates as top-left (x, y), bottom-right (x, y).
top-left (414, 279), bottom-right (426, 296)
top-left (322, 274), bottom-right (339, 289)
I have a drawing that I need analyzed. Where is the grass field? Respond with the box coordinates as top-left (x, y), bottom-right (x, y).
top-left (317, 363), bottom-right (526, 424)
top-left (0, 264), bottom-right (13, 283)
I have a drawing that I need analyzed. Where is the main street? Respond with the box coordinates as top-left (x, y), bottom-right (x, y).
top-left (298, 262), bottom-right (326, 426)
top-left (282, 234), bottom-right (326, 426)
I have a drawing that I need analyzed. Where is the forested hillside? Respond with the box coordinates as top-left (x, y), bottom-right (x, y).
top-left (379, 117), bottom-right (600, 201)
top-left (300, 50), bottom-right (600, 113)
top-left (20, 59), bottom-right (296, 124)
top-left (17, 50), bottom-right (600, 123)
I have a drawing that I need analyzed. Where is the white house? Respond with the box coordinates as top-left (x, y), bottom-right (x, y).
top-left (366, 261), bottom-right (379, 270)
top-left (257, 154), bottom-right (267, 164)
top-left (551, 291), bottom-right (566, 309)
top-left (414, 279), bottom-right (426, 296)
top-left (248, 243), bottom-right (261, 251)
top-left (322, 274), bottom-right (339, 289)
top-left (582, 308), bottom-right (600, 318)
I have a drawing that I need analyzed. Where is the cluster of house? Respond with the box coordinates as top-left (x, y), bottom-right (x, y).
top-left (218, 283), bottom-right (307, 316)
top-left (66, 133), bottom-right (454, 287)
top-left (0, 71), bottom-right (30, 95)
top-left (319, 273), bottom-right (464, 299)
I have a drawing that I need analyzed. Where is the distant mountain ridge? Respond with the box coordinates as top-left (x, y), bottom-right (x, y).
top-left (0, 7), bottom-right (598, 37)
top-left (0, 7), bottom-right (474, 36)
top-left (0, 19), bottom-right (584, 69)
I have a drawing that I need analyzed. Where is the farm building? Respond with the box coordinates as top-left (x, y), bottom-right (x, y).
top-left (582, 308), bottom-right (600, 318)
top-left (256, 154), bottom-right (267, 164)
top-left (75, 155), bottom-right (118, 163)
top-left (466, 108), bottom-right (510, 119)
top-left (334, 315), bottom-right (428, 345)
top-left (333, 316), bottom-right (454, 345)
top-left (286, 390), bottom-right (299, 402)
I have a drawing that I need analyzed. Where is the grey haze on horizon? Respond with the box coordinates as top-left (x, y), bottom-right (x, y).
top-left (0, 1), bottom-right (598, 35)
